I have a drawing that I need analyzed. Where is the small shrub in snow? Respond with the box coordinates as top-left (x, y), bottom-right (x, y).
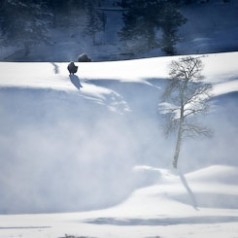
top-left (59, 234), bottom-right (97, 238)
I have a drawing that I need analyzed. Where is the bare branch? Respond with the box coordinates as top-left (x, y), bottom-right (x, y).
top-left (182, 123), bottom-right (213, 138)
top-left (159, 56), bottom-right (213, 168)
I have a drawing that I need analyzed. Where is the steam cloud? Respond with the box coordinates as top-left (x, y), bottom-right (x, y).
top-left (0, 83), bottom-right (237, 214)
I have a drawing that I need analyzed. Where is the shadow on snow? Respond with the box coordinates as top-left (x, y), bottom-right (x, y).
top-left (85, 215), bottom-right (238, 226)
top-left (69, 75), bottom-right (83, 90)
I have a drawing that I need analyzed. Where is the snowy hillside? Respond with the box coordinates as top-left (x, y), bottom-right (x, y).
top-left (0, 52), bottom-right (238, 237)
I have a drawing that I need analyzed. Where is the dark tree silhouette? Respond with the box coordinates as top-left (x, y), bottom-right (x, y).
top-left (84, 0), bottom-right (104, 45)
top-left (118, 0), bottom-right (186, 54)
top-left (0, 0), bottom-right (51, 57)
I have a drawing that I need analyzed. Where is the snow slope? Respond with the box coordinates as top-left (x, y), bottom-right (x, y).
top-left (0, 52), bottom-right (238, 237)
top-left (1, 52), bottom-right (238, 91)
top-left (0, 165), bottom-right (238, 238)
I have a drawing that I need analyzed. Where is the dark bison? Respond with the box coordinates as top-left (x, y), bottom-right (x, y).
top-left (78, 53), bottom-right (92, 62)
top-left (67, 61), bottom-right (78, 75)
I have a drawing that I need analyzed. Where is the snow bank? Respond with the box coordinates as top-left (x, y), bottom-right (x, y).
top-left (187, 165), bottom-right (238, 184)
top-left (1, 52), bottom-right (238, 96)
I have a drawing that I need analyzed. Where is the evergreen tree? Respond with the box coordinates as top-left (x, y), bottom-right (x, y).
top-left (84, 0), bottom-right (104, 45)
top-left (119, 0), bottom-right (160, 51)
top-left (119, 0), bottom-right (186, 54)
top-left (44, 0), bottom-right (86, 27)
top-left (159, 2), bottom-right (186, 55)
top-left (0, 0), bottom-right (51, 58)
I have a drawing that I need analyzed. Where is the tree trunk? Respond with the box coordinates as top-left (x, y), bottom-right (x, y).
top-left (173, 123), bottom-right (183, 168)
top-left (173, 96), bottom-right (185, 168)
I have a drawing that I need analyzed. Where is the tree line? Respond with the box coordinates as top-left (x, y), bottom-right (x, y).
top-left (0, 0), bottom-right (230, 59)
top-left (0, 0), bottom-right (102, 57)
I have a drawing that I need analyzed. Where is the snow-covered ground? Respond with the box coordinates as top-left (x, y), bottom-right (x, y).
top-left (0, 52), bottom-right (238, 237)
top-left (1, 52), bottom-right (238, 91)
top-left (0, 165), bottom-right (238, 238)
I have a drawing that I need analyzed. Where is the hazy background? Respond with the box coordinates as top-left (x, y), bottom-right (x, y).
top-left (0, 79), bottom-right (237, 214)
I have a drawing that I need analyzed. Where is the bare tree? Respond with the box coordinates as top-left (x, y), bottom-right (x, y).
top-left (159, 56), bottom-right (212, 169)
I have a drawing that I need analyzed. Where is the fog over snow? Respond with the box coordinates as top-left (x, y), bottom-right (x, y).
top-left (0, 52), bottom-right (238, 238)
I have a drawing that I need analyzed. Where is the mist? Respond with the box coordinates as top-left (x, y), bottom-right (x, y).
top-left (0, 76), bottom-right (237, 214)
top-left (0, 87), bottom-right (138, 214)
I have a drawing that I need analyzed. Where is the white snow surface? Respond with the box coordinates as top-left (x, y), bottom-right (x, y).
top-left (0, 165), bottom-right (238, 238)
top-left (1, 52), bottom-right (238, 94)
top-left (0, 52), bottom-right (238, 238)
